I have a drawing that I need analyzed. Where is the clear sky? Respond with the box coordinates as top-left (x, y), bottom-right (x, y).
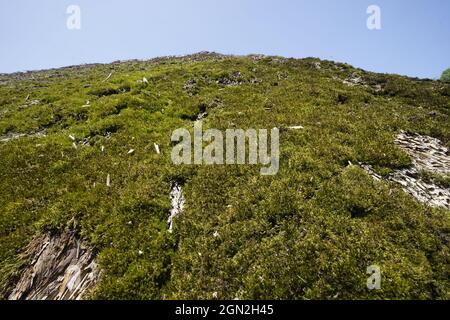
top-left (1, 0), bottom-right (449, 78)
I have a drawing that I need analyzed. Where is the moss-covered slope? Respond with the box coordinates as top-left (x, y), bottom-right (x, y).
top-left (0, 53), bottom-right (449, 299)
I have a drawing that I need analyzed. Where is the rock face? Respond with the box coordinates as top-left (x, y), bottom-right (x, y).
top-left (362, 131), bottom-right (450, 209)
top-left (0, 130), bottom-right (46, 142)
top-left (8, 232), bottom-right (100, 300)
top-left (167, 182), bottom-right (185, 233)
top-left (395, 131), bottom-right (449, 175)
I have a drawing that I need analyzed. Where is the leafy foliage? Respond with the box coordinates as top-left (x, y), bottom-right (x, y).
top-left (441, 68), bottom-right (450, 82)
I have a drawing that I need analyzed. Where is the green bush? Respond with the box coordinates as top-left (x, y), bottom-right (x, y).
top-left (441, 68), bottom-right (450, 82)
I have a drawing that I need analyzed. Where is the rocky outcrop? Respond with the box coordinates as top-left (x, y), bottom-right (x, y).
top-left (167, 182), bottom-right (185, 233)
top-left (8, 232), bottom-right (100, 300)
top-left (0, 130), bottom-right (46, 142)
top-left (395, 131), bottom-right (449, 175)
top-left (362, 131), bottom-right (450, 209)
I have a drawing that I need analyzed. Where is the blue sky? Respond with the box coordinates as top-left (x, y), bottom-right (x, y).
top-left (1, 0), bottom-right (449, 78)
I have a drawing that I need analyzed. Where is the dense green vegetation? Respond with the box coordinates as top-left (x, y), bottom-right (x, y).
top-left (442, 68), bottom-right (450, 83)
top-left (0, 53), bottom-right (449, 299)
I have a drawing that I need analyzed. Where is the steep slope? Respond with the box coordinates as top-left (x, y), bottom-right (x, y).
top-left (0, 53), bottom-right (449, 299)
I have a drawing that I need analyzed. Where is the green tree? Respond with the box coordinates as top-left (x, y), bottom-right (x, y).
top-left (441, 68), bottom-right (450, 82)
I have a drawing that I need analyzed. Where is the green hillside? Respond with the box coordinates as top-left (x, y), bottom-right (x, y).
top-left (0, 53), bottom-right (449, 299)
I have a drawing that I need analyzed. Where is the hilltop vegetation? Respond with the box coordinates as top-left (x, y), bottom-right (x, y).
top-left (0, 53), bottom-right (449, 299)
top-left (442, 68), bottom-right (450, 83)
